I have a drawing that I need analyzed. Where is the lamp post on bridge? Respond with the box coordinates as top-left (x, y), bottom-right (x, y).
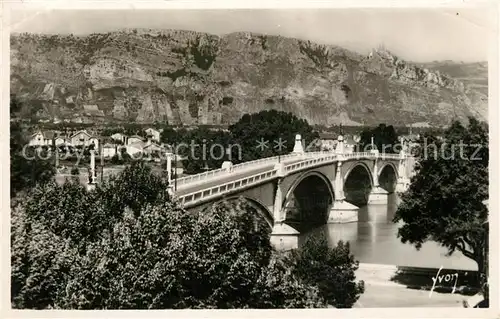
top-left (173, 141), bottom-right (178, 192)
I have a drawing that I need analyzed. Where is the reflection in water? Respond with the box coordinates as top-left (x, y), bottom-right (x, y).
top-left (301, 194), bottom-right (477, 270)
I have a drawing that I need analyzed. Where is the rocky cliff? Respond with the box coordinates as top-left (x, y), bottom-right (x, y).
top-left (10, 29), bottom-right (488, 126)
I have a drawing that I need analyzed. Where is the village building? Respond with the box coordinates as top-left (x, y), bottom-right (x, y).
top-left (29, 131), bottom-right (45, 146)
top-left (110, 132), bottom-right (126, 144)
top-left (144, 127), bottom-right (161, 142)
top-left (127, 135), bottom-right (144, 146)
top-left (70, 130), bottom-right (92, 147)
top-left (317, 132), bottom-right (338, 151)
top-left (125, 142), bottom-right (144, 157)
top-left (43, 131), bottom-right (56, 146)
top-left (143, 142), bottom-right (163, 157)
top-left (102, 143), bottom-right (118, 158)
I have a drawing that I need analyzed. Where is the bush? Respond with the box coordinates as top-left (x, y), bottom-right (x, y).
top-left (290, 236), bottom-right (365, 308)
top-left (11, 164), bottom-right (326, 309)
top-left (10, 122), bottom-right (55, 198)
top-left (70, 167), bottom-right (79, 175)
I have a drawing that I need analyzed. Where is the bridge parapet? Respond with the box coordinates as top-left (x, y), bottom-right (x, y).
top-left (175, 153), bottom-right (302, 188)
top-left (179, 168), bottom-right (279, 208)
top-left (175, 151), bottom-right (338, 188)
top-left (177, 152), bottom-right (414, 208)
top-left (284, 154), bottom-right (338, 174)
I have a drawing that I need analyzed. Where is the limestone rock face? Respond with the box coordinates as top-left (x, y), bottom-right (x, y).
top-left (10, 30), bottom-right (487, 126)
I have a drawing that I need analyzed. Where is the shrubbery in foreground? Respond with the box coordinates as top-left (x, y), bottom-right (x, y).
top-left (11, 162), bottom-right (363, 309)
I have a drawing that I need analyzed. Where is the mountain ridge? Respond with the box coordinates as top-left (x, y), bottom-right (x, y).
top-left (10, 29), bottom-right (488, 127)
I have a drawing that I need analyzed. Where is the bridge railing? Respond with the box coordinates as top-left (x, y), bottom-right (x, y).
top-left (175, 151), bottom-right (335, 188)
top-left (175, 153), bottom-right (299, 187)
top-left (284, 154), bottom-right (338, 174)
top-left (179, 169), bottom-right (279, 207)
top-left (341, 152), bottom-right (403, 160)
top-left (231, 153), bottom-right (300, 170)
top-left (378, 153), bottom-right (402, 160)
top-left (177, 151), bottom-right (411, 207)
top-left (175, 167), bottom-right (229, 187)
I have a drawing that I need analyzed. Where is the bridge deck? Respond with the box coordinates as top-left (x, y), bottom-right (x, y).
top-left (175, 158), bottom-right (304, 196)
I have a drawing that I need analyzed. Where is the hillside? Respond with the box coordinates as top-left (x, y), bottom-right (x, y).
top-left (10, 29), bottom-right (488, 126)
top-left (417, 61), bottom-right (488, 96)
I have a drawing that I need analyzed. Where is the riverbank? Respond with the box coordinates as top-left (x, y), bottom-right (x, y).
top-left (354, 263), bottom-right (479, 308)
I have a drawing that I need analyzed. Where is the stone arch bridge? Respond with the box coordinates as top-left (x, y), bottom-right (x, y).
top-left (170, 137), bottom-right (415, 250)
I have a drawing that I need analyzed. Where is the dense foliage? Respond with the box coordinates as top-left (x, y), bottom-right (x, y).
top-left (229, 110), bottom-right (319, 163)
top-left (290, 236), bottom-right (365, 308)
top-left (161, 127), bottom-right (233, 174)
top-left (11, 162), bottom-right (331, 309)
top-left (358, 123), bottom-right (399, 153)
top-left (393, 118), bottom-right (488, 293)
top-left (10, 96), bottom-right (55, 197)
top-left (12, 160), bottom-right (368, 309)
top-left (160, 110), bottom-right (319, 173)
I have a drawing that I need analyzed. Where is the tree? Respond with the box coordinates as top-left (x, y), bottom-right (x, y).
top-left (58, 201), bottom-right (325, 309)
top-left (358, 123), bottom-right (399, 153)
top-left (10, 95), bottom-right (55, 198)
top-left (70, 166), bottom-right (79, 175)
top-left (11, 164), bottom-right (326, 309)
top-left (160, 126), bottom-right (233, 175)
top-left (96, 161), bottom-right (170, 217)
top-left (229, 110), bottom-right (319, 163)
top-left (393, 117), bottom-right (488, 290)
top-left (290, 236), bottom-right (365, 308)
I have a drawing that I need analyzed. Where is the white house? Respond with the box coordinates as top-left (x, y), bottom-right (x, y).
top-left (145, 128), bottom-right (161, 142)
top-left (127, 135), bottom-right (144, 145)
top-left (29, 131), bottom-right (45, 146)
top-left (102, 143), bottom-right (117, 158)
top-left (110, 132), bottom-right (126, 144)
top-left (126, 143), bottom-right (143, 157)
top-left (143, 142), bottom-right (162, 157)
top-left (70, 130), bottom-right (92, 146)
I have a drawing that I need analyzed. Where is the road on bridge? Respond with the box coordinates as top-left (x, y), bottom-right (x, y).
top-left (175, 158), bottom-right (305, 196)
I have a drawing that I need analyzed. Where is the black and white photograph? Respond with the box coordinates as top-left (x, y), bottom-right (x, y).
top-left (4, 0), bottom-right (498, 315)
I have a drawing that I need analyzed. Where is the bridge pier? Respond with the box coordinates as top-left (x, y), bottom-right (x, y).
top-left (328, 160), bottom-right (359, 223)
top-left (368, 186), bottom-right (389, 204)
top-left (395, 150), bottom-right (411, 193)
top-left (270, 222), bottom-right (300, 251)
top-left (270, 165), bottom-right (300, 251)
top-left (368, 152), bottom-right (388, 204)
top-left (328, 200), bottom-right (359, 223)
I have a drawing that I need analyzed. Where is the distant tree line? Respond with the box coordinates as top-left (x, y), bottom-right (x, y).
top-left (161, 110), bottom-right (320, 174)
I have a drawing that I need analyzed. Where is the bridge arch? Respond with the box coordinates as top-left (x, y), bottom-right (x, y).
top-left (223, 195), bottom-right (274, 228)
top-left (378, 162), bottom-right (398, 179)
top-left (282, 171), bottom-right (334, 230)
top-left (378, 162), bottom-right (398, 193)
top-left (343, 161), bottom-right (374, 186)
top-left (343, 162), bottom-right (374, 206)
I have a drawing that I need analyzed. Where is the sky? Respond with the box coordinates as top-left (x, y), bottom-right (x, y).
top-left (9, 7), bottom-right (494, 62)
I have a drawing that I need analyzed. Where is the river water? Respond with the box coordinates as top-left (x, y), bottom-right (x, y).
top-left (300, 193), bottom-right (477, 271)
